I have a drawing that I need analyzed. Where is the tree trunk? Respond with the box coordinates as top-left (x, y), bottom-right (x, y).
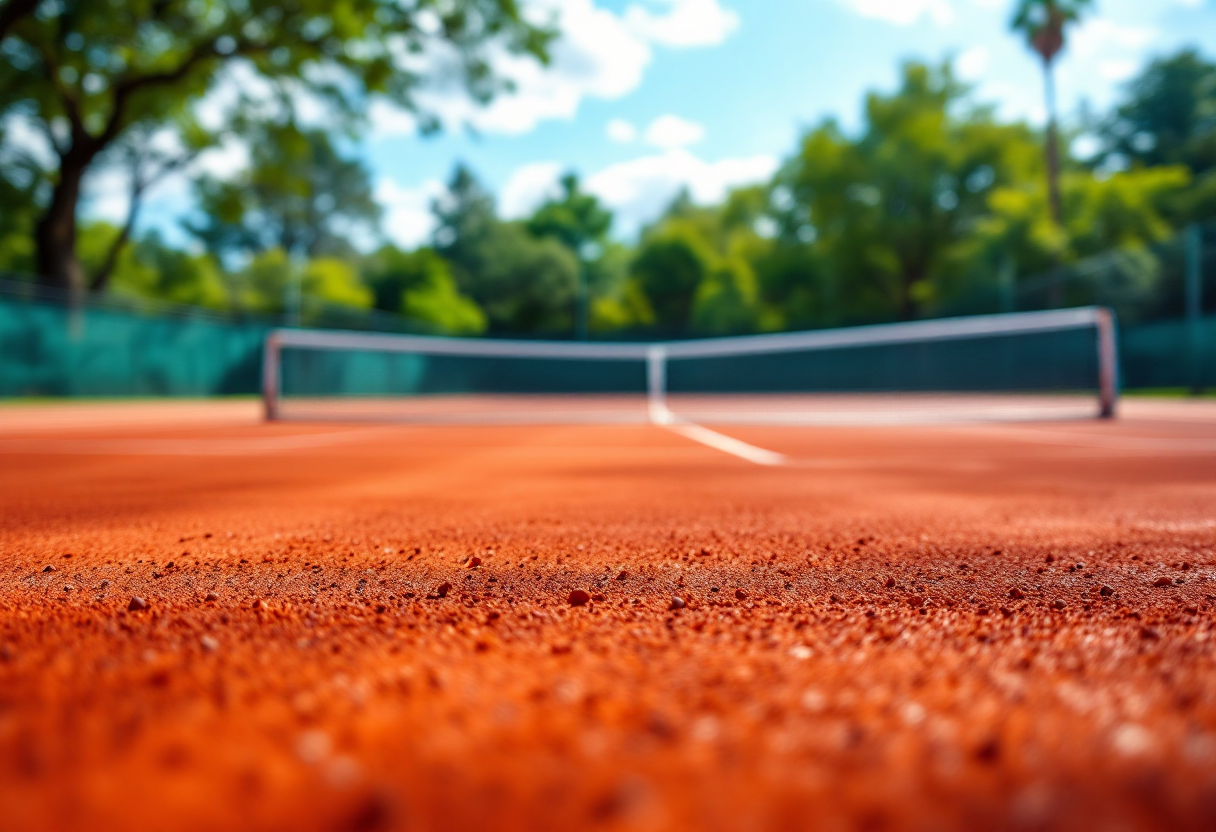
top-left (34, 153), bottom-right (90, 303)
top-left (1043, 57), bottom-right (1065, 308)
top-left (90, 197), bottom-right (139, 292)
top-left (1043, 58), bottom-right (1064, 228)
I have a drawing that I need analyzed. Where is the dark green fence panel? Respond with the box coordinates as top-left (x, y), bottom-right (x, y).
top-left (0, 295), bottom-right (268, 397)
top-left (2, 290), bottom-right (1213, 398)
top-left (1120, 315), bottom-right (1216, 390)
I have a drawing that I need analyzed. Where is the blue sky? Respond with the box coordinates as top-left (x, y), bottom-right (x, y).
top-left (105, 0), bottom-right (1216, 248)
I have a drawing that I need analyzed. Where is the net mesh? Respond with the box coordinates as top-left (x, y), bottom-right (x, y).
top-left (269, 308), bottom-right (1116, 425)
top-left (278, 350), bottom-right (650, 423)
top-left (662, 326), bottom-right (1102, 424)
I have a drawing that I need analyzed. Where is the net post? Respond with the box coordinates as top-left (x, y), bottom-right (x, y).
top-left (647, 346), bottom-right (671, 425)
top-left (1095, 308), bottom-right (1119, 419)
top-left (262, 331), bottom-right (281, 422)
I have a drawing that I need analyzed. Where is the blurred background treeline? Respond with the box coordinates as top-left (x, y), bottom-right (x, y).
top-left (0, 1), bottom-right (1214, 342)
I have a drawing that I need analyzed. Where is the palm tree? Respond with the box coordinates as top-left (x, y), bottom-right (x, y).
top-left (1010, 0), bottom-right (1093, 228)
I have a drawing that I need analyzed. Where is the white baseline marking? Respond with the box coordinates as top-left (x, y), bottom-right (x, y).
top-left (963, 426), bottom-right (1216, 453)
top-left (0, 427), bottom-right (395, 456)
top-left (667, 423), bottom-right (787, 467)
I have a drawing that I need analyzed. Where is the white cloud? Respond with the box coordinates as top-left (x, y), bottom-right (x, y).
top-left (368, 100), bottom-right (420, 137)
top-left (1071, 18), bottom-right (1156, 58)
top-left (0, 114), bottom-right (57, 170)
top-left (644, 114), bottom-right (705, 149)
top-left (585, 148), bottom-right (778, 236)
top-left (82, 166), bottom-right (131, 224)
top-left (624, 0), bottom-right (740, 48)
top-left (838, 0), bottom-right (954, 27)
top-left (607, 118), bottom-right (638, 143)
top-left (1098, 58), bottom-right (1140, 82)
top-left (195, 137), bottom-right (250, 180)
top-left (376, 177), bottom-right (446, 248)
top-left (956, 45), bottom-right (989, 82)
top-left (499, 161), bottom-right (565, 219)
top-left (371, 0), bottom-right (740, 139)
top-left (385, 0), bottom-right (651, 137)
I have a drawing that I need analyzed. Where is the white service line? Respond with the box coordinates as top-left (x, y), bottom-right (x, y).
top-left (960, 425), bottom-right (1216, 453)
top-left (666, 423), bottom-right (787, 467)
top-left (0, 427), bottom-right (395, 456)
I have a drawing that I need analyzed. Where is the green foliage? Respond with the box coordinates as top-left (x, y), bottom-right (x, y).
top-left (75, 223), bottom-right (229, 308)
top-left (691, 256), bottom-right (759, 335)
top-left (777, 62), bottom-right (1043, 321)
top-left (630, 219), bottom-right (716, 330)
top-left (0, 120), bottom-right (42, 276)
top-left (363, 246), bottom-right (485, 336)
top-left (301, 258), bottom-right (372, 312)
top-left (527, 174), bottom-right (613, 254)
top-left (433, 166), bottom-right (579, 333)
top-left (432, 164), bottom-right (499, 287)
top-left (472, 224), bottom-right (579, 333)
top-left (186, 121), bottom-right (380, 260)
top-left (1065, 167), bottom-right (1191, 254)
top-left (4, 27), bottom-right (1215, 341)
top-left (0, 0), bottom-right (552, 288)
top-left (235, 248), bottom-right (294, 314)
top-left (1097, 50), bottom-right (1216, 175)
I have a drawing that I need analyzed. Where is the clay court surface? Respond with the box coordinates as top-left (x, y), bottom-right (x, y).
top-left (2, 399), bottom-right (1216, 831)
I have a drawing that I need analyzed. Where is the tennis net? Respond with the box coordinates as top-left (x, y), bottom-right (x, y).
top-left (263, 307), bottom-right (1118, 425)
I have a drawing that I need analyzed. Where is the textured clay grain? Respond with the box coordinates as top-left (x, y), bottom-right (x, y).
top-left (1, 402), bottom-right (1216, 831)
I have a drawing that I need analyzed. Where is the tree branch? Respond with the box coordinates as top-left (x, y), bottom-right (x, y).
top-left (0, 0), bottom-right (41, 44)
top-left (98, 34), bottom-right (309, 149)
top-left (90, 145), bottom-right (202, 291)
top-left (30, 39), bottom-right (86, 149)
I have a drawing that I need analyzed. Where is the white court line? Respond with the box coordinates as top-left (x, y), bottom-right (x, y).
top-left (960, 425), bottom-right (1216, 453)
top-left (665, 423), bottom-right (787, 467)
top-left (0, 427), bottom-right (396, 456)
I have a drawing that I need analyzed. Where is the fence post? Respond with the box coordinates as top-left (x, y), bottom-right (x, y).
top-left (1186, 224), bottom-right (1203, 395)
top-left (262, 331), bottom-right (280, 421)
top-left (1096, 308), bottom-right (1119, 419)
top-left (646, 346), bottom-right (671, 425)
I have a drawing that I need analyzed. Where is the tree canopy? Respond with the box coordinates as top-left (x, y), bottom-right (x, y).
top-left (0, 33), bottom-right (1213, 338)
top-left (0, 0), bottom-right (551, 295)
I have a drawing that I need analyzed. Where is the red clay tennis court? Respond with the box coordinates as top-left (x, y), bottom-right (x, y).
top-left (2, 398), bottom-right (1216, 831)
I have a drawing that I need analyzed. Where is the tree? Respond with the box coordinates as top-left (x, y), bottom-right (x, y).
top-left (777, 62), bottom-right (1043, 321)
top-left (432, 164), bottom-right (579, 333)
top-left (77, 225), bottom-right (229, 309)
top-left (363, 245), bottom-right (485, 336)
top-left (186, 120), bottom-right (379, 261)
top-left (1098, 50), bottom-right (1216, 174)
top-left (432, 163), bottom-right (499, 289)
top-left (90, 117), bottom-right (210, 291)
top-left (0, 0), bottom-right (551, 298)
top-left (1094, 49), bottom-right (1216, 225)
top-left (468, 224), bottom-right (579, 333)
top-left (690, 256), bottom-right (759, 335)
top-left (0, 119), bottom-right (43, 276)
top-left (527, 173), bottom-right (612, 253)
top-left (527, 173), bottom-right (613, 338)
top-left (630, 220), bottom-right (716, 331)
top-left (232, 248), bottom-right (373, 318)
top-left (1010, 0), bottom-right (1093, 229)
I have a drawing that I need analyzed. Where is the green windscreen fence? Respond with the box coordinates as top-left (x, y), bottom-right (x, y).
top-left (0, 291), bottom-right (268, 397)
top-left (1122, 314), bottom-right (1216, 390)
top-left (1, 290), bottom-right (1213, 399)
